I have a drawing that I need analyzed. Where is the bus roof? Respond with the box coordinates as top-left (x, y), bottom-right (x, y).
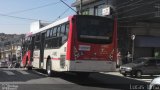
top-left (28, 16), bottom-right (70, 35)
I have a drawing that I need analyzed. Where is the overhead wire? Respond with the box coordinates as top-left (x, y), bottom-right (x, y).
top-left (6, 1), bottom-right (61, 15)
top-left (0, 12), bottom-right (52, 22)
top-left (52, 7), bottom-right (70, 22)
top-left (0, 0), bottom-right (74, 23)
top-left (50, 0), bottom-right (75, 23)
top-left (60, 0), bottom-right (77, 14)
top-left (0, 1), bottom-right (62, 22)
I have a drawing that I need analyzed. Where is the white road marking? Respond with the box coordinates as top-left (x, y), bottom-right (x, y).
top-left (3, 71), bottom-right (15, 75)
top-left (18, 70), bottom-right (29, 75)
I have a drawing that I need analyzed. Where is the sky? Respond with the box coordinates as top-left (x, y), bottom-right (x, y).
top-left (0, 0), bottom-right (75, 34)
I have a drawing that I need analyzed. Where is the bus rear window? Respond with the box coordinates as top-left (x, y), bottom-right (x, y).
top-left (76, 16), bottom-right (114, 44)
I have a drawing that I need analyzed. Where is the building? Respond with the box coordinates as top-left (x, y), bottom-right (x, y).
top-left (72, 0), bottom-right (116, 16)
top-left (72, 0), bottom-right (160, 64)
top-left (0, 35), bottom-right (24, 62)
top-left (116, 0), bottom-right (160, 58)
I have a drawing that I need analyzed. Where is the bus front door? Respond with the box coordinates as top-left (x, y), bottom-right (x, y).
top-left (39, 32), bottom-right (45, 68)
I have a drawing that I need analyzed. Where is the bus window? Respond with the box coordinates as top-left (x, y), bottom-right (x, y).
top-left (35, 34), bottom-right (40, 49)
top-left (77, 16), bottom-right (113, 44)
top-left (46, 29), bottom-right (50, 38)
top-left (65, 23), bottom-right (69, 35)
top-left (60, 24), bottom-right (65, 36)
top-left (52, 27), bottom-right (57, 37)
top-left (62, 23), bottom-right (69, 43)
top-left (57, 26), bottom-right (61, 37)
top-left (36, 34), bottom-right (40, 41)
top-left (49, 28), bottom-right (53, 37)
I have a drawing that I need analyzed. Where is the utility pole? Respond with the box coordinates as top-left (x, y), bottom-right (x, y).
top-left (131, 35), bottom-right (135, 62)
top-left (80, 0), bottom-right (82, 15)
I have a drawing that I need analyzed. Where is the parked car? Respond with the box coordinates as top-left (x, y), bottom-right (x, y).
top-left (119, 57), bottom-right (160, 78)
top-left (8, 60), bottom-right (21, 68)
top-left (149, 77), bottom-right (160, 90)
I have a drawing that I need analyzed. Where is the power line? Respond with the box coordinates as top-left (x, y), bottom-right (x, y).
top-left (60, 0), bottom-right (77, 14)
top-left (6, 1), bottom-right (61, 15)
top-left (0, 12), bottom-right (51, 22)
top-left (0, 1), bottom-right (73, 23)
top-left (53, 7), bottom-right (70, 22)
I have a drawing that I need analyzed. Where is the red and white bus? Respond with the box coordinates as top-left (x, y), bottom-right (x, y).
top-left (22, 15), bottom-right (117, 76)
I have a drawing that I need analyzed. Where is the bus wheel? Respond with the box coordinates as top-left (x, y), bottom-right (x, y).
top-left (27, 66), bottom-right (32, 70)
top-left (46, 60), bottom-right (52, 77)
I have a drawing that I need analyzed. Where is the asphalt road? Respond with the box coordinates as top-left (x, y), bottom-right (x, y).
top-left (0, 68), bottom-right (153, 90)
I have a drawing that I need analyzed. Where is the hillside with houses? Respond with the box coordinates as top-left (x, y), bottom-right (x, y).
top-left (0, 33), bottom-right (24, 42)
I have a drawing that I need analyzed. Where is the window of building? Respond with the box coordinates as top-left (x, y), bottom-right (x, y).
top-left (82, 9), bottom-right (89, 15)
top-left (94, 4), bottom-right (105, 16)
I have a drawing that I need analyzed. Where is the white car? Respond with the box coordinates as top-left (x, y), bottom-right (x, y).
top-left (149, 77), bottom-right (160, 90)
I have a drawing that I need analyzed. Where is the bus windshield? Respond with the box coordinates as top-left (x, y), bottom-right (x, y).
top-left (76, 15), bottom-right (114, 44)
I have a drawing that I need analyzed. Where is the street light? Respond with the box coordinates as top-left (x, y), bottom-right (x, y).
top-left (131, 35), bottom-right (135, 62)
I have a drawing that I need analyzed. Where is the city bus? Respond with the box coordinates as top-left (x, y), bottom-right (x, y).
top-left (22, 15), bottom-right (118, 76)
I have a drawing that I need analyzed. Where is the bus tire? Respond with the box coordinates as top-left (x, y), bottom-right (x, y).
top-left (25, 57), bottom-right (28, 68)
top-left (27, 66), bottom-right (32, 70)
top-left (46, 60), bottom-right (52, 77)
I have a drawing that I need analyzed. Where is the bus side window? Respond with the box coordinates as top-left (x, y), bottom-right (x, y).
top-left (65, 23), bottom-right (69, 35)
top-left (52, 27), bottom-right (57, 37)
top-left (57, 26), bottom-right (61, 37)
top-left (60, 24), bottom-right (65, 36)
top-left (56, 25), bottom-right (61, 47)
top-left (62, 23), bottom-right (69, 44)
top-left (49, 28), bottom-right (53, 37)
top-left (35, 34), bottom-right (40, 49)
top-left (46, 29), bottom-right (50, 38)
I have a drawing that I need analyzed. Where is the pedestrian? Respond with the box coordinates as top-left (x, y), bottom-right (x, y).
top-left (117, 50), bottom-right (122, 67)
top-left (126, 52), bottom-right (131, 63)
